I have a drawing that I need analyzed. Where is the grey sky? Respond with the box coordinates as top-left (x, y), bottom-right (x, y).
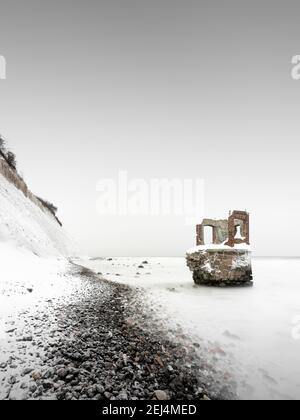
top-left (0, 0), bottom-right (299, 256)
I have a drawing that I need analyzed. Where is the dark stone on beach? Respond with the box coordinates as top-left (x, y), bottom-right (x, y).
top-left (22, 368), bottom-right (34, 376)
top-left (152, 390), bottom-right (169, 400)
top-left (57, 368), bottom-right (68, 379)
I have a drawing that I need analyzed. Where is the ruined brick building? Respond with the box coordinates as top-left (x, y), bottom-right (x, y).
top-left (187, 211), bottom-right (253, 287)
top-left (196, 210), bottom-right (250, 248)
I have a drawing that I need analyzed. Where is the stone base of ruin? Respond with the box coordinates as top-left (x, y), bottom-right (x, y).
top-left (186, 248), bottom-right (253, 287)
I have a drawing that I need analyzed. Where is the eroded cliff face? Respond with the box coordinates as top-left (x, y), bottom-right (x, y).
top-left (186, 248), bottom-right (253, 287)
top-left (0, 158), bottom-right (55, 220)
top-left (0, 157), bottom-right (77, 257)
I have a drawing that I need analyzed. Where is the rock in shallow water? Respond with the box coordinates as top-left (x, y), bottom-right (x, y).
top-left (186, 248), bottom-right (253, 287)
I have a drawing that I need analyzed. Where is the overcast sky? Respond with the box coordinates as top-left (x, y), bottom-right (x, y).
top-left (0, 0), bottom-right (299, 257)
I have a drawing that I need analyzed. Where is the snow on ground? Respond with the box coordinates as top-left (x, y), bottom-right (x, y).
top-left (82, 256), bottom-right (300, 400)
top-left (0, 172), bottom-right (83, 399)
top-left (0, 171), bottom-right (80, 338)
top-left (0, 170), bottom-right (80, 333)
top-left (0, 243), bottom-right (88, 399)
top-left (0, 243), bottom-right (79, 327)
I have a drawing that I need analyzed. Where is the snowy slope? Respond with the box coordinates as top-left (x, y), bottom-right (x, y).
top-left (0, 173), bottom-right (77, 257)
top-left (0, 166), bottom-right (82, 400)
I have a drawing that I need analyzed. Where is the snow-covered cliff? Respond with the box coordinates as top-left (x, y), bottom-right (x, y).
top-left (0, 161), bottom-right (77, 257)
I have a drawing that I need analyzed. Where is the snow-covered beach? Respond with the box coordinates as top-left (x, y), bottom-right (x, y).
top-left (82, 256), bottom-right (300, 400)
top-left (0, 169), bottom-right (229, 401)
top-left (0, 259), bottom-right (227, 401)
top-left (0, 163), bottom-right (299, 400)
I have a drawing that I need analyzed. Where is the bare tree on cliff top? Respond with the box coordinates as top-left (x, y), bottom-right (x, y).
top-left (0, 135), bottom-right (6, 156)
top-left (6, 151), bottom-right (17, 170)
top-left (0, 135), bottom-right (17, 170)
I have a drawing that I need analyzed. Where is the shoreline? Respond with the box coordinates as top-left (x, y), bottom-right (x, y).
top-left (38, 264), bottom-right (234, 400)
top-left (0, 263), bottom-right (234, 400)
